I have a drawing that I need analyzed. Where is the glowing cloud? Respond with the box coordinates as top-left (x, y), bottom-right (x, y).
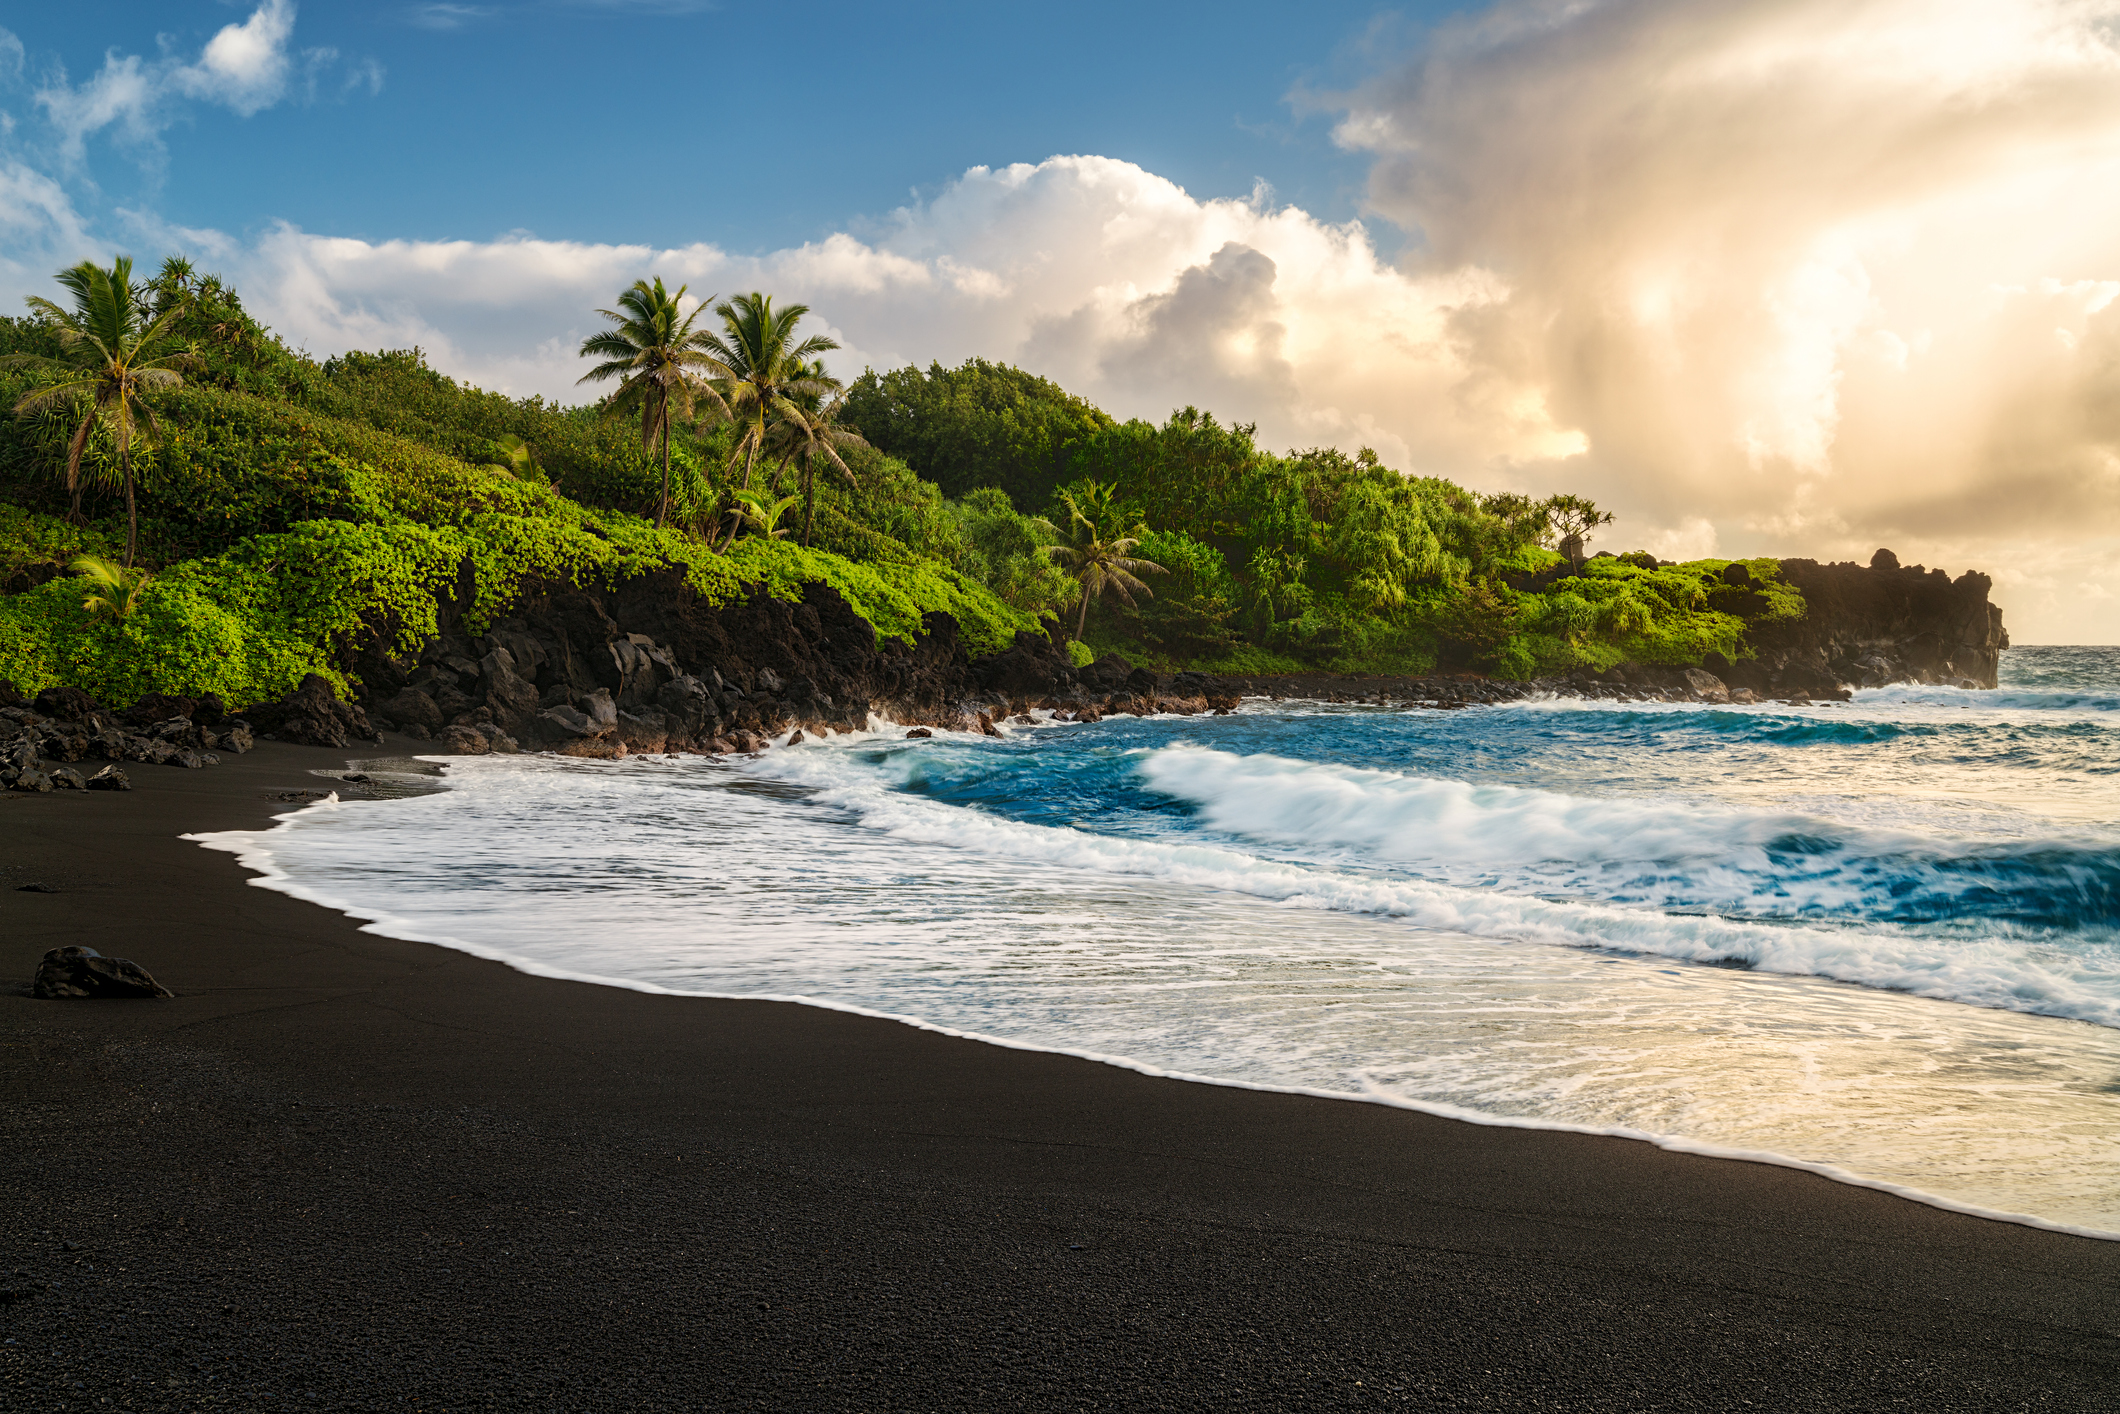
top-left (1332, 0), bottom-right (2120, 634)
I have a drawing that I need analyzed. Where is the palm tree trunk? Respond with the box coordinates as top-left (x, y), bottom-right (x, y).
top-left (1075, 585), bottom-right (1092, 642)
top-left (121, 432), bottom-right (137, 569)
top-left (657, 403), bottom-right (672, 529)
top-left (740, 427), bottom-right (759, 491)
top-left (65, 415), bottom-right (92, 526)
top-left (802, 462), bottom-right (816, 549)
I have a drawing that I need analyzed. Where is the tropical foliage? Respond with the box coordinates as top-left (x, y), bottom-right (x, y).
top-left (0, 256), bottom-right (1807, 710)
top-left (2, 257), bottom-right (197, 565)
top-left (576, 277), bottom-right (726, 528)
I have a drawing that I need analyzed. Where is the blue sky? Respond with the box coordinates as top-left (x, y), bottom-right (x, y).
top-left (4, 1), bottom-right (1452, 252)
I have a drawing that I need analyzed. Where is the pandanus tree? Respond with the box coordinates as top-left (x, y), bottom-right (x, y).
top-left (1045, 482), bottom-right (1167, 642)
top-left (2, 256), bottom-right (195, 566)
top-left (696, 293), bottom-right (841, 499)
top-left (577, 278), bottom-right (729, 528)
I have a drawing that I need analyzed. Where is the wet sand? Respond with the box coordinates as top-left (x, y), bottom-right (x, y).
top-left (2, 739), bottom-right (2115, 1410)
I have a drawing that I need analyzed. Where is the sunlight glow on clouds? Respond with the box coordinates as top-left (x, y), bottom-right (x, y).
top-left (1330, 0), bottom-right (2120, 640)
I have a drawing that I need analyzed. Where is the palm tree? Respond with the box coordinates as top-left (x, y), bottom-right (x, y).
top-left (2, 257), bottom-right (196, 566)
top-left (577, 278), bottom-right (728, 528)
top-left (696, 293), bottom-right (840, 497)
top-left (1045, 484), bottom-right (1167, 642)
top-left (765, 384), bottom-right (871, 548)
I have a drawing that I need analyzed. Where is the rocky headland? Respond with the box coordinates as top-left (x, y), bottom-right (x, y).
top-left (0, 548), bottom-right (2008, 785)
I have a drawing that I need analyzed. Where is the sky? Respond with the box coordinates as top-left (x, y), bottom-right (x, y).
top-left (3, 0), bottom-right (2118, 643)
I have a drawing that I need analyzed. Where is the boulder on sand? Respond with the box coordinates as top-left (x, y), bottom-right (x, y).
top-left (33, 946), bottom-right (175, 999)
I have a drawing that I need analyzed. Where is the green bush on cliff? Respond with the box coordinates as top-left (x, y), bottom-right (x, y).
top-left (0, 479), bottom-right (1041, 705)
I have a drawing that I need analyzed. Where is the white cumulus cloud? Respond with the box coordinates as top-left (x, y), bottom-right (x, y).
top-left (29, 1), bottom-right (365, 161)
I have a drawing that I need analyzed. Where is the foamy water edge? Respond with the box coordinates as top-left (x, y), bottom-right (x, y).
top-left (187, 791), bottom-right (2120, 1246)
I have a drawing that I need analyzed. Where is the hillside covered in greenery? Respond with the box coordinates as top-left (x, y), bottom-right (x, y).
top-left (0, 258), bottom-right (1801, 710)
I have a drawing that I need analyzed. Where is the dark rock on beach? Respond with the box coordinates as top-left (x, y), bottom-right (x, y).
top-left (31, 945), bottom-right (174, 999)
top-left (243, 673), bottom-right (376, 749)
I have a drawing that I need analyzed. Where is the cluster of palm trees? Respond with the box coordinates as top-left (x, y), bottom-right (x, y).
top-left (579, 275), bottom-right (1173, 638)
top-left (2, 254), bottom-right (1168, 647)
top-left (577, 281), bottom-right (868, 547)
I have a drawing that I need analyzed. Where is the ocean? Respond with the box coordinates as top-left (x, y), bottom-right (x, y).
top-left (197, 645), bottom-right (2120, 1236)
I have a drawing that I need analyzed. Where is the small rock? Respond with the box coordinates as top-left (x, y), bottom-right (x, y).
top-left (9, 769), bottom-right (53, 794)
top-left (169, 749), bottom-right (207, 769)
top-left (905, 727), bottom-right (933, 739)
top-left (33, 946), bottom-right (175, 1000)
top-left (86, 765), bottom-right (130, 791)
top-left (48, 767), bottom-right (86, 791)
top-left (786, 729), bottom-right (806, 745)
top-left (15, 882), bottom-right (60, 893)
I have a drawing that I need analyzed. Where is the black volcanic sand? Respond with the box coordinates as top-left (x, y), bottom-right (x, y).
top-left (2, 743), bottom-right (2116, 1412)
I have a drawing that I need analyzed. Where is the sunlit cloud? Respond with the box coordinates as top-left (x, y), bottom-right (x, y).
top-left (1329, 0), bottom-right (2120, 607)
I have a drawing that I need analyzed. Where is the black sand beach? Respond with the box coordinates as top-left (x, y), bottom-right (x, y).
top-left (2, 741), bottom-right (2116, 1411)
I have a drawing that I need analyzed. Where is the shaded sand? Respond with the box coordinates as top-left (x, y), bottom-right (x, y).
top-left (2, 739), bottom-right (2115, 1411)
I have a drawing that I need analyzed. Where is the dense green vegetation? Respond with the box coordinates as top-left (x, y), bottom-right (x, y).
top-left (0, 256), bottom-right (1803, 709)
top-left (0, 261), bottom-right (1041, 706)
top-left (848, 361), bottom-right (1803, 677)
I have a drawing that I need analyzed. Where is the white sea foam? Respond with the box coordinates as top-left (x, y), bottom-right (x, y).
top-left (759, 744), bottom-right (2120, 1030)
top-left (1856, 683), bottom-right (2120, 713)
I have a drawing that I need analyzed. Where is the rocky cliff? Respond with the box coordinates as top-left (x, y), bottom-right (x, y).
top-left (1721, 550), bottom-right (2007, 694)
top-left (299, 546), bottom-right (2014, 753)
top-left (301, 572), bottom-right (1234, 759)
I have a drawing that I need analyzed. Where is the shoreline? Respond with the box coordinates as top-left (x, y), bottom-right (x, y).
top-left (196, 775), bottom-right (2120, 1246)
top-left (5, 739), bottom-right (2119, 1409)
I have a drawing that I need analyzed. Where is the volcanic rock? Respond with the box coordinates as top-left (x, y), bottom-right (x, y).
top-left (1681, 668), bottom-right (1732, 703)
top-left (33, 946), bottom-right (175, 999)
top-left (33, 686), bottom-right (96, 721)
